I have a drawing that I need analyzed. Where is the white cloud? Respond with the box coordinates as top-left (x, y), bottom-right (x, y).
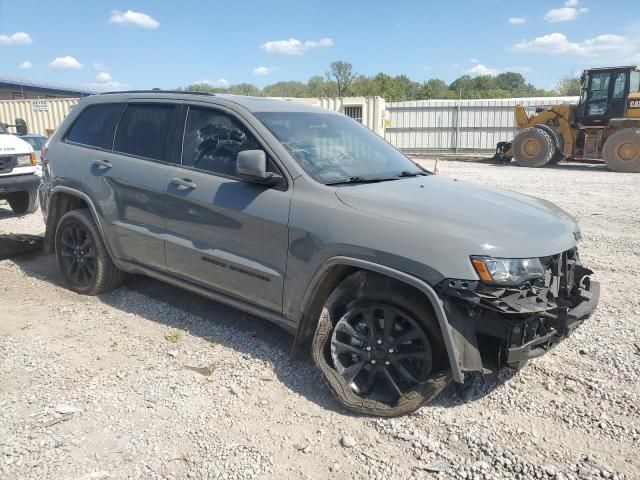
top-left (260, 37), bottom-right (334, 55)
top-left (466, 64), bottom-right (501, 76)
top-left (89, 71), bottom-right (128, 91)
top-left (545, 6), bottom-right (588, 23)
top-left (195, 79), bottom-right (229, 87)
top-left (93, 62), bottom-right (107, 71)
top-left (508, 17), bottom-right (526, 25)
top-left (89, 81), bottom-right (130, 92)
top-left (49, 56), bottom-right (82, 70)
top-left (19, 60), bottom-right (32, 70)
top-left (469, 58), bottom-right (479, 63)
top-left (565, 0), bottom-right (578, 6)
top-left (465, 62), bottom-right (531, 76)
top-left (0, 32), bottom-right (32, 45)
top-left (109, 10), bottom-right (159, 29)
top-left (511, 32), bottom-right (637, 60)
top-left (253, 66), bottom-right (277, 75)
top-left (96, 72), bottom-right (112, 82)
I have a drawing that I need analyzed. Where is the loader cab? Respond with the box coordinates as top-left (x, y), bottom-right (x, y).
top-left (574, 66), bottom-right (639, 127)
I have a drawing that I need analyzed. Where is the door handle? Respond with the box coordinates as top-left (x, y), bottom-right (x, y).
top-left (92, 159), bottom-right (112, 169)
top-left (170, 177), bottom-right (197, 190)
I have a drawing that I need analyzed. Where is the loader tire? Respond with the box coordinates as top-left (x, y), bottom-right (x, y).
top-left (602, 128), bottom-right (640, 173)
top-left (512, 127), bottom-right (555, 168)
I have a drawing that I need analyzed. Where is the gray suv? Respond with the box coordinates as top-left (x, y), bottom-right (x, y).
top-left (39, 92), bottom-right (599, 416)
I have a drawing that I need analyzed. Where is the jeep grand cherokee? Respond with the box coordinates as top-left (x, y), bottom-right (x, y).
top-left (39, 92), bottom-right (599, 416)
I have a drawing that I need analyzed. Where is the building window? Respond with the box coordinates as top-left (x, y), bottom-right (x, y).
top-left (343, 106), bottom-right (363, 123)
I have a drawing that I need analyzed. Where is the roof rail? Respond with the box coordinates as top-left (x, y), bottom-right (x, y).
top-left (100, 89), bottom-right (215, 96)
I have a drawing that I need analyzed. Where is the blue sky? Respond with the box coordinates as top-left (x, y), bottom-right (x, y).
top-left (1, 0), bottom-right (639, 92)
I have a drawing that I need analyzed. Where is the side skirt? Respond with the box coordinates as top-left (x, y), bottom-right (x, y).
top-left (117, 259), bottom-right (297, 335)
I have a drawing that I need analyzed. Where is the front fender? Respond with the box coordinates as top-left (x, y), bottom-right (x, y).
top-left (291, 256), bottom-right (465, 383)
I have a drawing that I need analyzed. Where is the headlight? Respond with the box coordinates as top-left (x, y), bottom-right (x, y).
top-left (16, 153), bottom-right (37, 167)
top-left (471, 256), bottom-right (544, 285)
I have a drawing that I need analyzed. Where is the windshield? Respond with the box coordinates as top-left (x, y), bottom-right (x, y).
top-left (254, 111), bottom-right (425, 184)
top-left (22, 136), bottom-right (46, 150)
top-left (0, 124), bottom-right (7, 134)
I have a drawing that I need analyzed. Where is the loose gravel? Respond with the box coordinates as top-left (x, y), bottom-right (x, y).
top-left (1, 159), bottom-right (639, 480)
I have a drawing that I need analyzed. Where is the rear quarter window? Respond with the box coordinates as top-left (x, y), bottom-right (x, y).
top-left (65, 103), bottom-right (124, 149)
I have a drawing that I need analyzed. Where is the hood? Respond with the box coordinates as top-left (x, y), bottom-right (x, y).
top-left (335, 175), bottom-right (579, 258)
top-left (0, 134), bottom-right (33, 155)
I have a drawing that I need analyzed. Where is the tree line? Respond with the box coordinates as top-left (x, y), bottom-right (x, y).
top-left (181, 61), bottom-right (582, 100)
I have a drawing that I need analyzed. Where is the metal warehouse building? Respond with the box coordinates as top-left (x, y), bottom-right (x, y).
top-left (0, 76), bottom-right (95, 100)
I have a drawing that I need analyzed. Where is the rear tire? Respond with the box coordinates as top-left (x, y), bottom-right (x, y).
top-left (602, 128), bottom-right (640, 173)
top-left (512, 127), bottom-right (555, 168)
top-left (311, 271), bottom-right (451, 417)
top-left (8, 189), bottom-right (38, 215)
top-left (55, 209), bottom-right (125, 295)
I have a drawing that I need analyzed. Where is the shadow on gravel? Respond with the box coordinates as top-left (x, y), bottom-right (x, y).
top-left (6, 252), bottom-right (351, 415)
top-left (485, 160), bottom-right (612, 173)
top-left (0, 234), bottom-right (44, 260)
top-left (6, 250), bottom-right (519, 415)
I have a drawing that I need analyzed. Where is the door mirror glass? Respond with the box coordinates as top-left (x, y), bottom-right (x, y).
top-left (15, 118), bottom-right (28, 136)
top-left (236, 149), bottom-right (281, 185)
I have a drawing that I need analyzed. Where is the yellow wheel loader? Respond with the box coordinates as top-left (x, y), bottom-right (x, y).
top-left (496, 66), bottom-right (640, 172)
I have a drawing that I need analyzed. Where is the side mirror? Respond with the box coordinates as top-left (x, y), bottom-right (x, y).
top-left (236, 149), bottom-right (282, 186)
top-left (15, 118), bottom-right (28, 136)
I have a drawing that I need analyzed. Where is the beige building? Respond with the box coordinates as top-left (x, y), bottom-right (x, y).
top-left (0, 76), bottom-right (94, 101)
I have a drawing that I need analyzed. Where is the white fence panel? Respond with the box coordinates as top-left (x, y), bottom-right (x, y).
top-left (385, 97), bottom-right (579, 154)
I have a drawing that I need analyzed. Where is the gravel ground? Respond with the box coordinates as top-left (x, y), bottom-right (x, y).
top-left (1, 160), bottom-right (639, 480)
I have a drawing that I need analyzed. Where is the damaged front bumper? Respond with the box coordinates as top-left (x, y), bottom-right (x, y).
top-left (436, 248), bottom-right (599, 376)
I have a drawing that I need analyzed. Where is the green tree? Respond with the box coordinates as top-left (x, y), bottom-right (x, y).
top-left (326, 61), bottom-right (356, 96)
top-left (263, 81), bottom-right (309, 98)
top-left (419, 79), bottom-right (451, 99)
top-left (182, 63), bottom-right (562, 101)
top-left (556, 75), bottom-right (582, 96)
top-left (349, 75), bottom-right (375, 96)
top-left (184, 82), bottom-right (227, 94)
top-left (227, 83), bottom-right (262, 96)
top-left (307, 75), bottom-right (335, 97)
top-left (494, 72), bottom-right (526, 92)
top-left (449, 75), bottom-right (475, 97)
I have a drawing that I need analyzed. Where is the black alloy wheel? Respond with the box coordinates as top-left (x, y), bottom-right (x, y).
top-left (58, 221), bottom-right (97, 288)
top-left (55, 209), bottom-right (125, 295)
top-left (330, 303), bottom-right (433, 405)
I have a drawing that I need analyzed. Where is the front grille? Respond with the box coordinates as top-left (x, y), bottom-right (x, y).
top-left (539, 248), bottom-right (579, 301)
top-left (0, 155), bottom-right (16, 174)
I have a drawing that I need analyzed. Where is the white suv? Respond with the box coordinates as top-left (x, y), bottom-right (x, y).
top-left (0, 119), bottom-right (40, 215)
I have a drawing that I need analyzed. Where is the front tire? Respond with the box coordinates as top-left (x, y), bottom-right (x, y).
top-left (311, 271), bottom-right (451, 417)
top-left (55, 209), bottom-right (125, 295)
top-left (602, 128), bottom-right (640, 172)
top-left (512, 127), bottom-right (555, 168)
top-left (8, 189), bottom-right (38, 215)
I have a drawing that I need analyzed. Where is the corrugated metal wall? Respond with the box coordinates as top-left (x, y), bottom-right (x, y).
top-left (384, 97), bottom-right (580, 154)
top-left (0, 98), bottom-right (77, 136)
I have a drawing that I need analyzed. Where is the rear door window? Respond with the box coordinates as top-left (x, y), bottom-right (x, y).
top-left (66, 103), bottom-right (123, 149)
top-left (114, 104), bottom-right (176, 161)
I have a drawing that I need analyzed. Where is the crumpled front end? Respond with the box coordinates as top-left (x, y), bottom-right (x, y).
top-left (436, 248), bottom-right (600, 375)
